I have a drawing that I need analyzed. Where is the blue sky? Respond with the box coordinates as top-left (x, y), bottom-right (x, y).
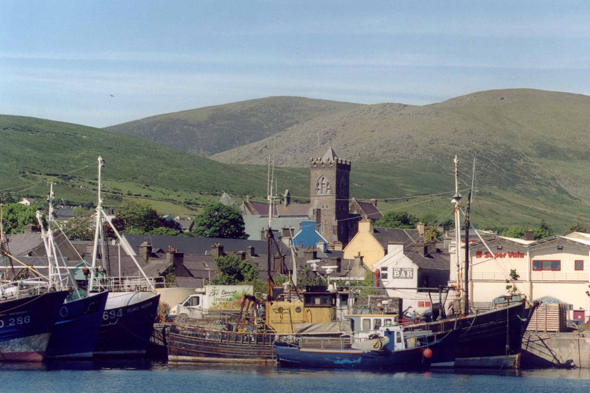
top-left (1, 0), bottom-right (589, 127)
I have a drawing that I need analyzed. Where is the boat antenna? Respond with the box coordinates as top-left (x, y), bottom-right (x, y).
top-left (451, 156), bottom-right (462, 304)
top-left (463, 190), bottom-right (472, 316)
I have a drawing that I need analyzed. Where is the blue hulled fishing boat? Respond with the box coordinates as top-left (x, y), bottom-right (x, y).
top-left (276, 325), bottom-right (460, 370)
top-left (0, 284), bottom-right (69, 361)
top-left (45, 291), bottom-right (109, 359)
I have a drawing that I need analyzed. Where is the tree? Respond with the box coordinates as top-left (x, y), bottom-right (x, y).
top-left (534, 220), bottom-right (551, 240)
top-left (569, 222), bottom-right (589, 233)
top-left (1, 203), bottom-right (39, 234)
top-left (210, 254), bottom-right (259, 285)
top-left (108, 202), bottom-right (183, 237)
top-left (376, 211), bottom-right (419, 229)
top-left (61, 208), bottom-right (94, 241)
top-left (502, 226), bottom-right (526, 239)
top-left (506, 269), bottom-right (520, 295)
top-left (191, 202), bottom-right (247, 239)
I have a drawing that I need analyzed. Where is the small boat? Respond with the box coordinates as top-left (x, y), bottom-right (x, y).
top-left (275, 325), bottom-right (460, 370)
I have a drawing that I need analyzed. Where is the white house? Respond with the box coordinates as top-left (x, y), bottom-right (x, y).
top-left (373, 241), bottom-right (450, 314)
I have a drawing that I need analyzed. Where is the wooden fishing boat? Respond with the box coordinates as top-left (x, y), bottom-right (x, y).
top-left (167, 323), bottom-right (275, 363)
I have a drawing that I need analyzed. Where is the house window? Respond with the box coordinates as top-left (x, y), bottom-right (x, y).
top-left (576, 260), bottom-right (584, 271)
top-left (532, 260), bottom-right (561, 271)
top-left (380, 267), bottom-right (388, 280)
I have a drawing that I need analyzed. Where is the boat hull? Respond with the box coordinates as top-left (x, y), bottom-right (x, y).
top-left (45, 291), bottom-right (109, 359)
top-left (167, 324), bottom-right (275, 363)
top-left (94, 293), bottom-right (160, 357)
top-left (0, 291), bottom-right (69, 361)
top-left (276, 330), bottom-right (460, 370)
top-left (407, 302), bottom-right (536, 368)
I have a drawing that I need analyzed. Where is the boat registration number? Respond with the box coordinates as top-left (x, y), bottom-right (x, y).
top-left (103, 309), bottom-right (124, 321)
top-left (0, 316), bottom-right (31, 328)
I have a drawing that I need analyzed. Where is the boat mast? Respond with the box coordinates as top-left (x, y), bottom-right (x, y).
top-left (266, 153), bottom-right (276, 301)
top-left (89, 156), bottom-right (105, 292)
top-left (452, 156), bottom-right (463, 306)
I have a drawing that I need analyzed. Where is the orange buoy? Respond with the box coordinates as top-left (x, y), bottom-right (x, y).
top-left (423, 348), bottom-right (433, 359)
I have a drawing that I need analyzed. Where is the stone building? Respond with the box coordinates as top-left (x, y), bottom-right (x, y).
top-left (309, 147), bottom-right (351, 246)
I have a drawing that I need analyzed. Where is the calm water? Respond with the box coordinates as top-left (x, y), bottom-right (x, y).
top-left (1, 361), bottom-right (588, 393)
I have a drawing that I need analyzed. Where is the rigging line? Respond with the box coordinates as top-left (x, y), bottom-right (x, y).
top-left (284, 188), bottom-right (471, 203)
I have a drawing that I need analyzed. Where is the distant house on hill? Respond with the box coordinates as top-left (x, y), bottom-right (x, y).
top-left (17, 198), bottom-right (35, 206)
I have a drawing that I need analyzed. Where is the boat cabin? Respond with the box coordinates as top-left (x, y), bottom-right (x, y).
top-left (344, 314), bottom-right (399, 338)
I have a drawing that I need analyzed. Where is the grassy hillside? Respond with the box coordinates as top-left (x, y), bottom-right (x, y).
top-left (0, 115), bottom-right (310, 213)
top-left (105, 97), bottom-right (362, 157)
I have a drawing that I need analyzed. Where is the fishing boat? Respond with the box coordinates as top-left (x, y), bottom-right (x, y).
top-left (275, 324), bottom-right (460, 370)
top-left (0, 201), bottom-right (69, 361)
top-left (402, 157), bottom-right (538, 369)
top-left (88, 157), bottom-right (160, 357)
top-left (34, 184), bottom-right (110, 359)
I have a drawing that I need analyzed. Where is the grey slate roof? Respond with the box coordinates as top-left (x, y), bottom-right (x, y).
top-left (372, 227), bottom-right (422, 249)
top-left (405, 249), bottom-right (450, 271)
top-left (355, 201), bottom-right (383, 221)
top-left (242, 215), bottom-right (305, 241)
top-left (121, 233), bottom-right (290, 256)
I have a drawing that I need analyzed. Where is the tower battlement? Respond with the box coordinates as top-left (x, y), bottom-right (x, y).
top-left (310, 157), bottom-right (352, 170)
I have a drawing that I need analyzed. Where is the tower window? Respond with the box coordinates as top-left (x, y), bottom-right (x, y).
top-left (316, 176), bottom-right (331, 195)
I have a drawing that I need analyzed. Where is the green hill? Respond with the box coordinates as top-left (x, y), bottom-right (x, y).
top-left (0, 115), bottom-right (311, 213)
top-left (105, 97), bottom-right (362, 157)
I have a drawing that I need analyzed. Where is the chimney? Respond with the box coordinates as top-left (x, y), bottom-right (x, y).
top-left (416, 222), bottom-right (425, 236)
top-left (282, 227), bottom-right (292, 239)
top-left (304, 247), bottom-right (317, 261)
top-left (313, 208), bottom-right (322, 225)
top-left (237, 251), bottom-right (246, 261)
top-left (23, 224), bottom-right (38, 234)
top-left (284, 189), bottom-right (291, 207)
top-left (166, 248), bottom-right (186, 275)
top-left (247, 245), bottom-right (255, 257)
top-left (139, 241), bottom-right (152, 263)
top-left (316, 241), bottom-right (326, 252)
top-left (524, 230), bottom-right (534, 241)
top-left (358, 219), bottom-right (374, 234)
top-left (354, 252), bottom-right (364, 267)
top-left (332, 241), bottom-right (343, 251)
top-left (370, 198), bottom-right (377, 207)
top-left (335, 258), bottom-right (342, 273)
top-left (211, 243), bottom-right (225, 258)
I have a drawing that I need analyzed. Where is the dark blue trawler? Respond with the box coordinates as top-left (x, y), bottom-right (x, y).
top-left (45, 291), bottom-right (109, 359)
top-left (276, 325), bottom-right (460, 370)
top-left (0, 286), bottom-right (69, 361)
top-left (93, 291), bottom-right (161, 357)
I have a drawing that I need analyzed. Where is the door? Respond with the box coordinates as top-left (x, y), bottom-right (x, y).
top-left (574, 310), bottom-right (585, 322)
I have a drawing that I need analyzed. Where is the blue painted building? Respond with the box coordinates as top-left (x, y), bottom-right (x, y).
top-left (293, 220), bottom-right (328, 249)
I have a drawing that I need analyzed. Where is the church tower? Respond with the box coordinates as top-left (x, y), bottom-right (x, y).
top-left (309, 147), bottom-right (351, 246)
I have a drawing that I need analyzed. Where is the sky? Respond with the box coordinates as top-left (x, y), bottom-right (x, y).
top-left (1, 0), bottom-right (590, 128)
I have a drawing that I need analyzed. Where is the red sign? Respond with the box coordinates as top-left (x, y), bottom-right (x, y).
top-left (475, 251), bottom-right (525, 259)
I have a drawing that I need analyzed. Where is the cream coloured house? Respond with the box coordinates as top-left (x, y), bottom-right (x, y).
top-left (450, 232), bottom-right (590, 321)
top-left (343, 219), bottom-right (421, 270)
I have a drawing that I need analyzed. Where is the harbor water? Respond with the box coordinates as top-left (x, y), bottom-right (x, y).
top-left (1, 361), bottom-right (588, 393)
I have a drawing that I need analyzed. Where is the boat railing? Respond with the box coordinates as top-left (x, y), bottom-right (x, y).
top-left (299, 336), bottom-right (354, 350)
top-left (0, 279), bottom-right (49, 300)
top-left (172, 324), bottom-right (276, 346)
top-left (104, 276), bottom-right (158, 292)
